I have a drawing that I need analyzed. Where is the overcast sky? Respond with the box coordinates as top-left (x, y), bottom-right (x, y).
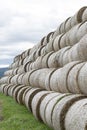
top-left (0, 0), bottom-right (87, 68)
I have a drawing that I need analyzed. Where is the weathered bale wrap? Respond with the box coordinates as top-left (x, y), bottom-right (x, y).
top-left (0, 84), bottom-right (7, 93)
top-left (12, 85), bottom-right (25, 102)
top-left (30, 56), bottom-right (43, 70)
top-left (50, 61), bottom-right (82, 93)
top-left (78, 63), bottom-right (87, 95)
top-left (53, 34), bottom-right (64, 51)
top-left (82, 8), bottom-right (87, 21)
top-left (3, 84), bottom-right (13, 96)
top-left (21, 69), bottom-right (38, 85)
top-left (17, 86), bottom-right (28, 104)
top-left (29, 68), bottom-right (51, 88)
top-left (45, 68), bottom-right (56, 90)
top-left (40, 92), bottom-right (60, 122)
top-left (17, 73), bottom-right (25, 84)
top-left (52, 94), bottom-right (87, 130)
top-left (8, 84), bottom-right (20, 97)
top-left (22, 87), bottom-right (32, 105)
top-left (67, 62), bottom-right (85, 94)
top-left (31, 91), bottom-right (50, 121)
top-left (44, 93), bottom-right (69, 128)
top-left (53, 6), bottom-right (87, 38)
top-left (24, 88), bottom-right (45, 111)
top-left (57, 46), bottom-right (70, 67)
top-left (41, 52), bottom-right (54, 68)
top-left (65, 98), bottom-right (87, 130)
top-left (47, 52), bottom-right (59, 68)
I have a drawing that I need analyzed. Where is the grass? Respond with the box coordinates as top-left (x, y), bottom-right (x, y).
top-left (0, 93), bottom-right (53, 130)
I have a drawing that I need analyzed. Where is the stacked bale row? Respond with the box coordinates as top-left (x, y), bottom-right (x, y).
top-left (4, 34), bottom-right (87, 76)
top-left (0, 84), bottom-right (87, 130)
top-left (1, 6), bottom-right (87, 130)
top-left (1, 61), bottom-right (87, 95)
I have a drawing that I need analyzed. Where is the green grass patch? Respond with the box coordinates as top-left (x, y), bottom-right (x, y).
top-left (0, 93), bottom-right (52, 130)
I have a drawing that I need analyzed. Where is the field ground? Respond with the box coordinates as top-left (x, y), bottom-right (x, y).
top-left (0, 93), bottom-right (52, 130)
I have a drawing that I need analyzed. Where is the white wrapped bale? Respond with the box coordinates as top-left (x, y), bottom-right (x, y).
top-left (29, 68), bottom-right (51, 88)
top-left (53, 7), bottom-right (87, 38)
top-left (8, 84), bottom-right (20, 97)
top-left (50, 61), bottom-right (81, 93)
top-left (52, 94), bottom-right (86, 130)
top-left (22, 69), bottom-right (38, 86)
top-left (12, 85), bottom-right (25, 102)
top-left (44, 93), bottom-right (68, 128)
top-left (67, 62), bottom-right (85, 94)
top-left (31, 91), bottom-right (50, 121)
top-left (41, 52), bottom-right (54, 68)
top-left (53, 34), bottom-right (64, 51)
top-left (3, 84), bottom-right (13, 96)
top-left (16, 86), bottom-right (28, 104)
top-left (65, 98), bottom-right (87, 130)
top-left (45, 68), bottom-right (56, 90)
top-left (22, 87), bottom-right (32, 105)
top-left (0, 84), bottom-right (7, 93)
top-left (24, 88), bottom-right (45, 111)
top-left (47, 52), bottom-right (59, 68)
top-left (39, 92), bottom-right (59, 123)
top-left (57, 46), bottom-right (70, 67)
top-left (78, 63), bottom-right (87, 95)
top-left (82, 8), bottom-right (87, 21)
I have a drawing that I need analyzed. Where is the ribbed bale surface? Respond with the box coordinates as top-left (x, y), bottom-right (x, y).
top-left (24, 88), bottom-right (45, 111)
top-left (65, 99), bottom-right (87, 130)
top-left (31, 91), bottom-right (50, 120)
top-left (53, 6), bottom-right (87, 38)
top-left (1, 6), bottom-right (87, 130)
top-left (52, 94), bottom-right (87, 130)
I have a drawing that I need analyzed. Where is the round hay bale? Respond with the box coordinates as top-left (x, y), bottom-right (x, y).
top-left (40, 45), bottom-right (47, 56)
top-left (53, 34), bottom-right (64, 51)
top-left (45, 68), bottom-right (56, 90)
top-left (17, 73), bottom-right (25, 84)
top-left (17, 66), bottom-right (24, 74)
top-left (44, 93), bottom-right (69, 128)
top-left (11, 74), bottom-right (21, 84)
top-left (65, 98), bottom-right (87, 130)
top-left (31, 91), bottom-right (50, 121)
top-left (62, 46), bottom-right (71, 66)
top-left (22, 69), bottom-right (38, 86)
top-left (17, 86), bottom-right (28, 104)
top-left (0, 76), bottom-right (9, 84)
top-left (38, 68), bottom-right (52, 89)
top-left (31, 56), bottom-right (43, 70)
top-left (12, 85), bottom-right (25, 102)
top-left (58, 46), bottom-right (70, 67)
top-left (47, 52), bottom-right (59, 68)
top-left (24, 88), bottom-right (45, 111)
top-left (24, 61), bottom-right (32, 72)
top-left (77, 22), bottom-right (87, 41)
top-left (0, 84), bottom-right (7, 93)
top-left (78, 63), bottom-right (87, 95)
top-left (29, 68), bottom-right (50, 88)
top-left (63, 17), bottom-right (71, 33)
top-left (40, 92), bottom-right (60, 123)
top-left (51, 61), bottom-right (82, 93)
top-left (67, 62), bottom-right (85, 94)
top-left (22, 87), bottom-right (32, 105)
top-left (70, 7), bottom-right (87, 27)
top-left (82, 8), bottom-right (87, 21)
top-left (45, 39), bottom-right (54, 53)
top-left (9, 84), bottom-right (20, 97)
top-left (41, 52), bottom-right (54, 68)
top-left (3, 84), bottom-right (13, 96)
top-left (52, 94), bottom-right (86, 130)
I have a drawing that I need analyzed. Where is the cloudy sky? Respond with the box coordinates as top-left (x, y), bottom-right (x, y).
top-left (0, 0), bottom-right (87, 68)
